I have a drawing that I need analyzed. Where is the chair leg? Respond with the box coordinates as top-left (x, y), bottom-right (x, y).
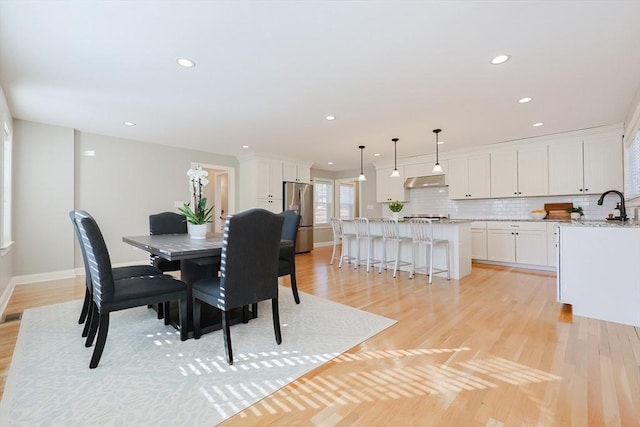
top-left (330, 239), bottom-right (337, 265)
top-left (157, 302), bottom-right (164, 320)
top-left (409, 242), bottom-right (416, 279)
top-left (178, 299), bottom-right (188, 341)
top-left (242, 305), bottom-right (250, 323)
top-left (393, 241), bottom-right (400, 278)
top-left (193, 298), bottom-right (202, 340)
top-left (339, 240), bottom-right (346, 268)
top-left (85, 302), bottom-right (99, 347)
top-left (89, 312), bottom-right (109, 369)
top-left (78, 288), bottom-right (90, 324)
top-left (271, 298), bottom-right (282, 345)
top-left (428, 243), bottom-right (434, 284)
top-left (81, 300), bottom-right (94, 337)
top-left (252, 303), bottom-right (258, 319)
top-left (222, 311), bottom-right (233, 365)
top-left (379, 240), bottom-right (386, 274)
top-left (163, 301), bottom-right (171, 325)
top-left (291, 270), bottom-right (300, 304)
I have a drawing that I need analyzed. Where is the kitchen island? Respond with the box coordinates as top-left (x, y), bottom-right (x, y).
top-left (342, 219), bottom-right (472, 280)
top-left (558, 220), bottom-right (640, 327)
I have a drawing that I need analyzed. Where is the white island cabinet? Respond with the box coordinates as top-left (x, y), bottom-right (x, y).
top-left (558, 223), bottom-right (640, 327)
top-left (342, 220), bottom-right (472, 280)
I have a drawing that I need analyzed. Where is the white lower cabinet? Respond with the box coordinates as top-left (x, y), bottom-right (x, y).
top-left (486, 222), bottom-right (547, 266)
top-left (471, 221), bottom-right (487, 260)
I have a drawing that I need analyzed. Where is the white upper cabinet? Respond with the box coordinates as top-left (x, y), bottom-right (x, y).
top-left (449, 153), bottom-right (490, 199)
top-left (282, 161), bottom-right (311, 184)
top-left (376, 166), bottom-right (407, 203)
top-left (239, 156), bottom-right (283, 212)
top-left (491, 145), bottom-right (548, 198)
top-left (548, 133), bottom-right (622, 195)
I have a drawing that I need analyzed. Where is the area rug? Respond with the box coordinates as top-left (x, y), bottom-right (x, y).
top-left (0, 288), bottom-right (395, 426)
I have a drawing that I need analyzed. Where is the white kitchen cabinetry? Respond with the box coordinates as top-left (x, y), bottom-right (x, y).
top-left (548, 133), bottom-right (622, 195)
top-left (239, 156), bottom-right (283, 213)
top-left (448, 153), bottom-right (491, 199)
top-left (486, 222), bottom-right (547, 266)
top-left (282, 161), bottom-right (311, 184)
top-left (471, 221), bottom-right (487, 260)
top-left (490, 145), bottom-right (548, 198)
top-left (376, 166), bottom-right (407, 203)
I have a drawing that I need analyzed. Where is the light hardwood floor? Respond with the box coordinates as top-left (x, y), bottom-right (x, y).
top-left (1, 246), bottom-right (639, 426)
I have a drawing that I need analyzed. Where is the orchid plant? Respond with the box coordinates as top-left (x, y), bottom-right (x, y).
top-left (178, 166), bottom-right (214, 225)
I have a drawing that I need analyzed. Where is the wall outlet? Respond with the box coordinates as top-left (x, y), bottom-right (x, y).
top-left (174, 201), bottom-right (184, 208)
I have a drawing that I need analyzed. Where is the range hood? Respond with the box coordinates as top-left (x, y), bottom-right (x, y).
top-left (404, 174), bottom-right (447, 189)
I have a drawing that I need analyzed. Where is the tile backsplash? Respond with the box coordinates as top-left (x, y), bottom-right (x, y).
top-left (404, 187), bottom-right (619, 220)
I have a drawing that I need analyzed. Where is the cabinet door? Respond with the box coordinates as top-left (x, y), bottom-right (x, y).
top-left (257, 159), bottom-right (283, 199)
top-left (282, 162), bottom-right (298, 182)
top-left (546, 222), bottom-right (559, 267)
top-left (256, 198), bottom-right (282, 213)
top-left (548, 138), bottom-right (583, 195)
top-left (487, 229), bottom-right (516, 262)
top-left (296, 165), bottom-right (311, 184)
top-left (376, 166), bottom-right (406, 203)
top-left (517, 145), bottom-right (548, 197)
top-left (583, 134), bottom-right (623, 194)
top-left (448, 157), bottom-right (469, 199)
top-left (467, 153), bottom-right (491, 199)
top-left (490, 149), bottom-right (518, 198)
top-left (471, 228), bottom-right (487, 260)
top-left (515, 230), bottom-right (547, 265)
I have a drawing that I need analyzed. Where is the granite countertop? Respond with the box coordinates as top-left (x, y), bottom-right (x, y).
top-left (558, 219), bottom-right (640, 228)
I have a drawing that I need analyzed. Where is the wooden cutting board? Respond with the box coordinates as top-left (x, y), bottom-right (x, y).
top-left (544, 203), bottom-right (572, 219)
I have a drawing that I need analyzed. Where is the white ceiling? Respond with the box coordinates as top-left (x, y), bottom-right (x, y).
top-left (1, 1), bottom-right (639, 172)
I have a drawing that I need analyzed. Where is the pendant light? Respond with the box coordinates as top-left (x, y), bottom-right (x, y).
top-left (432, 129), bottom-right (443, 174)
top-left (358, 145), bottom-right (367, 181)
top-left (390, 138), bottom-right (400, 177)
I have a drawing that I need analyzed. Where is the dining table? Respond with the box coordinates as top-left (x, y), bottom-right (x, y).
top-left (122, 233), bottom-right (293, 337)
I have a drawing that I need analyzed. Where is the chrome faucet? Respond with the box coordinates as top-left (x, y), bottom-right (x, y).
top-left (597, 190), bottom-right (627, 221)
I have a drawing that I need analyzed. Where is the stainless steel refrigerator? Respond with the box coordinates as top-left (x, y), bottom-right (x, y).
top-left (283, 181), bottom-right (313, 253)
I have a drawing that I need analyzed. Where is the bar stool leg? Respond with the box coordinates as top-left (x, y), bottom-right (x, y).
top-left (393, 240), bottom-right (400, 278)
top-left (428, 242), bottom-right (434, 284)
top-left (446, 242), bottom-right (451, 280)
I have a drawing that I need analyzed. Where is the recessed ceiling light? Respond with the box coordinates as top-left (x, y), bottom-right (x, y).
top-left (326, 115), bottom-right (336, 121)
top-left (123, 121), bottom-right (136, 126)
top-left (533, 122), bottom-right (544, 127)
top-left (328, 161), bottom-right (334, 165)
top-left (490, 54), bottom-right (510, 65)
top-left (242, 145), bottom-right (249, 149)
top-left (519, 97), bottom-right (533, 103)
top-left (374, 153), bottom-right (381, 157)
top-left (176, 58), bottom-right (196, 68)
top-left (437, 140), bottom-right (444, 145)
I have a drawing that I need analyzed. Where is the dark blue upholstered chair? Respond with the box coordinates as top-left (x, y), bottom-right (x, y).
top-left (192, 208), bottom-right (284, 365)
top-left (278, 210), bottom-right (302, 304)
top-left (73, 210), bottom-right (188, 369)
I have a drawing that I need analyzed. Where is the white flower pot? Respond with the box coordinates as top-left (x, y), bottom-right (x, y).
top-left (570, 212), bottom-right (582, 220)
top-left (392, 212), bottom-right (400, 221)
top-left (187, 223), bottom-right (207, 239)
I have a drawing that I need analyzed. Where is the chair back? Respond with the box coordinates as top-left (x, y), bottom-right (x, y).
top-left (219, 209), bottom-right (284, 309)
top-left (354, 217), bottom-right (371, 238)
top-left (73, 210), bottom-right (115, 308)
top-left (279, 210), bottom-right (301, 242)
top-left (149, 212), bottom-right (187, 235)
top-left (331, 218), bottom-right (344, 239)
top-left (69, 211), bottom-right (92, 286)
top-left (409, 218), bottom-right (435, 243)
top-left (380, 217), bottom-right (400, 240)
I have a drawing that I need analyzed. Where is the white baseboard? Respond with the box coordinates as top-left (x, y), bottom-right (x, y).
top-left (313, 241), bottom-right (334, 248)
top-left (13, 269), bottom-right (77, 285)
top-left (0, 277), bottom-right (17, 319)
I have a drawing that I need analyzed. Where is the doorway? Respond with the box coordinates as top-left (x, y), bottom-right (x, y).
top-left (335, 178), bottom-right (360, 219)
top-left (192, 162), bottom-right (235, 233)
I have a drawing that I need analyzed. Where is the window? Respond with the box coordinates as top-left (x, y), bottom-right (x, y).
top-left (625, 130), bottom-right (640, 199)
top-left (313, 179), bottom-right (333, 226)
top-left (1, 121), bottom-right (13, 250)
top-left (338, 182), bottom-right (356, 220)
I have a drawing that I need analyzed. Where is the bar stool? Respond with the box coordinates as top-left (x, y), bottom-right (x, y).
top-left (378, 217), bottom-right (411, 277)
top-left (330, 218), bottom-right (356, 267)
top-left (409, 218), bottom-right (450, 284)
top-left (353, 217), bottom-right (382, 272)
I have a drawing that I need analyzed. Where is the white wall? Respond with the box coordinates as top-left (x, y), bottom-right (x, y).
top-left (14, 120), bottom-right (75, 278)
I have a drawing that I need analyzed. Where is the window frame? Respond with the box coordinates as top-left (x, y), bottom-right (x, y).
top-left (1, 121), bottom-right (13, 253)
top-left (313, 178), bottom-right (334, 227)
